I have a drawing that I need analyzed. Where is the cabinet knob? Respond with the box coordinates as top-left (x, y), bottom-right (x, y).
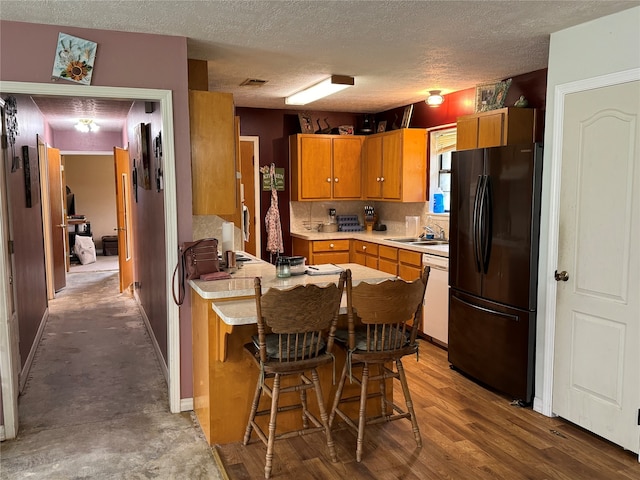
top-left (380, 177), bottom-right (385, 182)
top-left (376, 177), bottom-right (381, 182)
top-left (362, 246), bottom-right (367, 251)
top-left (334, 177), bottom-right (339, 182)
top-left (329, 243), bottom-right (334, 248)
top-left (326, 177), bottom-right (331, 183)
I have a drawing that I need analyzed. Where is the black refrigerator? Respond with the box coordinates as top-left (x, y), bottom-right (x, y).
top-left (448, 143), bottom-right (543, 404)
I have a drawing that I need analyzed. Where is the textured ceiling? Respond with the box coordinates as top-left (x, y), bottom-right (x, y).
top-left (2, 0), bottom-right (638, 130)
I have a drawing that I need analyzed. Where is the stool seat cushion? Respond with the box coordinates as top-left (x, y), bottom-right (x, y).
top-left (252, 334), bottom-right (325, 360)
top-left (335, 328), bottom-right (409, 351)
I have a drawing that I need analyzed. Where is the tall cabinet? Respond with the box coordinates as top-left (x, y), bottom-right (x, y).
top-left (362, 128), bottom-right (427, 202)
top-left (189, 90), bottom-right (237, 215)
top-left (290, 134), bottom-right (364, 201)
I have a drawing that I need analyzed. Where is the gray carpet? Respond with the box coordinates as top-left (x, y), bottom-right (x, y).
top-left (0, 271), bottom-right (225, 479)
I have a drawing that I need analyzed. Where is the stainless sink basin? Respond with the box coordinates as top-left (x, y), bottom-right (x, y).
top-left (386, 238), bottom-right (448, 246)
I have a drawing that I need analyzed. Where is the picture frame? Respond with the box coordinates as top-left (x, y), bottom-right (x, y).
top-left (134, 123), bottom-right (151, 190)
top-left (51, 32), bottom-right (97, 85)
top-left (377, 120), bottom-right (387, 133)
top-left (401, 105), bottom-right (413, 128)
top-left (298, 112), bottom-right (314, 134)
top-left (475, 78), bottom-right (512, 112)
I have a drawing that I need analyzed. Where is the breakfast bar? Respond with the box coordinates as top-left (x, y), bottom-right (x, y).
top-left (189, 258), bottom-right (395, 445)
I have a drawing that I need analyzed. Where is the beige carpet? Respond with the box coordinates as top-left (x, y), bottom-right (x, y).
top-left (69, 255), bottom-right (119, 273)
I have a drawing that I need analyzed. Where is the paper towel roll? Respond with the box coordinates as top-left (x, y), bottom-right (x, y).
top-left (222, 221), bottom-right (234, 253)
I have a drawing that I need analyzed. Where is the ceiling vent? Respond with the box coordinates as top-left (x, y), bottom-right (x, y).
top-left (240, 78), bottom-right (268, 87)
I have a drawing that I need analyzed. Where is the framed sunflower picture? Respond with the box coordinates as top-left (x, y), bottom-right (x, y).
top-left (52, 33), bottom-right (97, 85)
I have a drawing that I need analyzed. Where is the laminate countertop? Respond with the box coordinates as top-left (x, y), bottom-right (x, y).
top-left (189, 258), bottom-right (395, 326)
top-left (290, 230), bottom-right (449, 257)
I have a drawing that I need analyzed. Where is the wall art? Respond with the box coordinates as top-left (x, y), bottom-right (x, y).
top-left (52, 32), bottom-right (97, 85)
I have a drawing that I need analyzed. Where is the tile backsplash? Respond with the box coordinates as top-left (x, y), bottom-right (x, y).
top-left (290, 201), bottom-right (449, 239)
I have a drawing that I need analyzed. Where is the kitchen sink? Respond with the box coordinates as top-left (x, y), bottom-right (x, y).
top-left (386, 237), bottom-right (448, 246)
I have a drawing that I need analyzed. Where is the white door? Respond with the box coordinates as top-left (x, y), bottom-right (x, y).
top-left (553, 80), bottom-right (640, 453)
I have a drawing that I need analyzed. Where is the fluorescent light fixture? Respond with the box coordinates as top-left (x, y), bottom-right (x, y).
top-left (426, 90), bottom-right (444, 107)
top-left (75, 118), bottom-right (100, 132)
top-left (285, 75), bottom-right (354, 105)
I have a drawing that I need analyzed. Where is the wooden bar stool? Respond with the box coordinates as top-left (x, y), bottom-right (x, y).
top-left (243, 271), bottom-right (347, 479)
top-left (329, 267), bottom-right (429, 462)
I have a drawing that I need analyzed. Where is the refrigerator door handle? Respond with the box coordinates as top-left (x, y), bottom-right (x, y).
top-left (472, 175), bottom-right (484, 272)
top-left (481, 175), bottom-right (492, 273)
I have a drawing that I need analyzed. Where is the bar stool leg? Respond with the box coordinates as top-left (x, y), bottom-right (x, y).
top-left (396, 359), bottom-right (422, 447)
top-left (265, 374), bottom-right (281, 479)
top-left (244, 373), bottom-right (263, 445)
top-left (378, 363), bottom-right (387, 414)
top-left (310, 368), bottom-right (338, 462)
top-left (329, 359), bottom-right (349, 427)
top-left (356, 363), bottom-right (370, 462)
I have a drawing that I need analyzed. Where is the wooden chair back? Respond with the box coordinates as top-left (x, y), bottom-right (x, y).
top-left (254, 270), bottom-right (347, 363)
top-left (345, 267), bottom-right (429, 353)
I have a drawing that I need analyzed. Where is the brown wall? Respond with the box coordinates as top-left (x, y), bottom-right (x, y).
top-left (236, 108), bottom-right (361, 258)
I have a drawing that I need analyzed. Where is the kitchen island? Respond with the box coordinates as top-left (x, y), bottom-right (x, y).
top-left (190, 259), bottom-right (395, 445)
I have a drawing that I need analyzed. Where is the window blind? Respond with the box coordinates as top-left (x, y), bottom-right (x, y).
top-left (432, 128), bottom-right (457, 155)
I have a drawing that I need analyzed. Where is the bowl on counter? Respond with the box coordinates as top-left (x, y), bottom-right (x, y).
top-left (288, 256), bottom-right (307, 275)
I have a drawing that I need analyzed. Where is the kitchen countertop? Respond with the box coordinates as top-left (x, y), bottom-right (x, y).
top-left (290, 230), bottom-right (449, 257)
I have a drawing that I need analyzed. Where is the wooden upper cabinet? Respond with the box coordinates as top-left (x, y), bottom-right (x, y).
top-left (290, 134), bottom-right (364, 201)
top-left (456, 107), bottom-right (536, 151)
top-left (189, 90), bottom-right (237, 215)
top-left (363, 128), bottom-right (427, 202)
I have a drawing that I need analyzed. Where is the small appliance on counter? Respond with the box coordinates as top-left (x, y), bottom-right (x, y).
top-left (319, 208), bottom-right (338, 232)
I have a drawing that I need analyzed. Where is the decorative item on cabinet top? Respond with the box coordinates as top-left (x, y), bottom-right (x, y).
top-left (475, 78), bottom-right (512, 113)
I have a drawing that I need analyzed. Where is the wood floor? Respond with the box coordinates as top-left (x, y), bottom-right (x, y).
top-left (216, 339), bottom-right (639, 479)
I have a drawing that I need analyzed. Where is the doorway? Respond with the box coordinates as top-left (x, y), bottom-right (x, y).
top-left (0, 81), bottom-right (181, 440)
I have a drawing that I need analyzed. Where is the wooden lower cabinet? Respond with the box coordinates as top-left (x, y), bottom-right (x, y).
top-left (351, 240), bottom-right (379, 270)
top-left (398, 249), bottom-right (423, 281)
top-left (378, 245), bottom-right (398, 276)
top-left (292, 237), bottom-right (350, 264)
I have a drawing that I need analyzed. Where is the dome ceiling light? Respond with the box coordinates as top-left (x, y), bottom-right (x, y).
top-left (426, 90), bottom-right (445, 107)
top-left (75, 118), bottom-right (100, 132)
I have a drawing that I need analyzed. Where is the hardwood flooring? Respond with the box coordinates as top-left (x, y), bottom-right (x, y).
top-left (216, 339), bottom-right (639, 479)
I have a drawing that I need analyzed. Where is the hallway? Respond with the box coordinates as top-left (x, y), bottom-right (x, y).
top-left (0, 270), bottom-right (225, 479)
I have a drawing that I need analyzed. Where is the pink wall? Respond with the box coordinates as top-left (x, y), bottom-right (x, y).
top-left (53, 129), bottom-right (124, 152)
top-left (1, 20), bottom-right (194, 398)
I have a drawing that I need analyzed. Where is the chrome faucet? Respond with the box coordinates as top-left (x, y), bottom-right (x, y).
top-left (422, 224), bottom-right (446, 240)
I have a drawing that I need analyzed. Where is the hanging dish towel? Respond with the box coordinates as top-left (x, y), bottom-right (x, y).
top-left (264, 164), bottom-right (283, 261)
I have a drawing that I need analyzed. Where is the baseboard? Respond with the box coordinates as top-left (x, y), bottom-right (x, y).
top-left (134, 291), bottom-right (169, 384)
top-left (180, 397), bottom-right (194, 412)
top-left (19, 308), bottom-right (48, 392)
top-left (0, 425), bottom-right (6, 441)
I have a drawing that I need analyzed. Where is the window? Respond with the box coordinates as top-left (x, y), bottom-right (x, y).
top-left (429, 126), bottom-right (456, 213)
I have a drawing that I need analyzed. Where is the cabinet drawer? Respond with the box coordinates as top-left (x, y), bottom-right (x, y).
top-left (379, 245), bottom-right (398, 261)
top-left (313, 252), bottom-right (350, 264)
top-left (313, 239), bottom-right (350, 253)
top-left (398, 249), bottom-right (422, 267)
top-left (353, 240), bottom-right (379, 256)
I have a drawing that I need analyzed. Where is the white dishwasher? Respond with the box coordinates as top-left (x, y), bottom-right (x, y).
top-left (421, 253), bottom-right (449, 346)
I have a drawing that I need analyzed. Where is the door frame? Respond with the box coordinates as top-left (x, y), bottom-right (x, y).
top-left (537, 67), bottom-right (640, 417)
top-left (0, 81), bottom-right (181, 423)
top-left (240, 136), bottom-right (261, 256)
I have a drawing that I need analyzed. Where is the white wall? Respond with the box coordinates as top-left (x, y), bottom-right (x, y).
top-left (64, 154), bottom-right (117, 250)
top-left (535, 6), bottom-right (640, 412)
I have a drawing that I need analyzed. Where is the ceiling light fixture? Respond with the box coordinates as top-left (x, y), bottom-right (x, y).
top-left (75, 118), bottom-right (100, 132)
top-left (426, 90), bottom-right (445, 107)
top-left (285, 75), bottom-right (355, 105)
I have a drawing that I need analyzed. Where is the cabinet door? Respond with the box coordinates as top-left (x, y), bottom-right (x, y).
top-left (363, 135), bottom-right (383, 198)
top-left (333, 137), bottom-right (363, 199)
top-left (300, 136), bottom-right (332, 199)
top-left (381, 132), bottom-right (402, 200)
top-left (456, 116), bottom-right (479, 150)
top-left (477, 112), bottom-right (505, 148)
top-left (190, 90), bottom-right (237, 215)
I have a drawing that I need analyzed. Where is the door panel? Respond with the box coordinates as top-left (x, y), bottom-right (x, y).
top-left (114, 147), bottom-right (134, 292)
top-left (240, 140), bottom-right (256, 256)
top-left (553, 80), bottom-right (640, 453)
top-left (482, 144), bottom-right (542, 309)
top-left (332, 137), bottom-right (362, 199)
top-left (47, 147), bottom-right (66, 291)
top-left (300, 136), bottom-right (331, 199)
top-left (449, 290), bottom-right (535, 403)
top-left (449, 148), bottom-right (484, 296)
